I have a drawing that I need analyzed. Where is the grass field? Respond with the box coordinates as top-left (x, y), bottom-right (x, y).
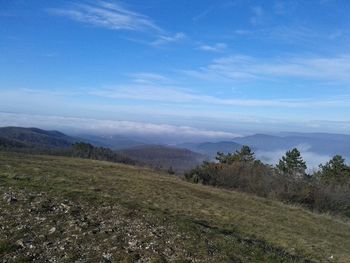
top-left (1, 152), bottom-right (350, 262)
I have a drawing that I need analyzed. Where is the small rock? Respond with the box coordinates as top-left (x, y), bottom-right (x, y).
top-left (102, 252), bottom-right (112, 262)
top-left (3, 193), bottom-right (17, 203)
top-left (61, 203), bottom-right (70, 212)
top-left (16, 239), bottom-right (25, 248)
top-left (49, 227), bottom-right (56, 234)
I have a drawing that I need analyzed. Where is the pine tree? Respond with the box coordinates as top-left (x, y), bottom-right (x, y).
top-left (277, 148), bottom-right (307, 178)
top-left (318, 155), bottom-right (350, 184)
top-left (216, 145), bottom-right (255, 164)
top-left (238, 145), bottom-right (255, 162)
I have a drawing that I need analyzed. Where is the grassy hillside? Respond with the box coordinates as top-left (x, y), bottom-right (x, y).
top-left (1, 152), bottom-right (350, 262)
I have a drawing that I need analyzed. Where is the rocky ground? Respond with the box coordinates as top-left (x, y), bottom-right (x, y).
top-left (1, 187), bottom-right (200, 262)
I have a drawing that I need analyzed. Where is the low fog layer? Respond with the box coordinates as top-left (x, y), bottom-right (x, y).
top-left (256, 149), bottom-right (332, 171)
top-left (1, 112), bottom-right (349, 169)
top-left (0, 112), bottom-right (239, 144)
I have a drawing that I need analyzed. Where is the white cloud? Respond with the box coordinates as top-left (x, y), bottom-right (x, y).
top-left (234, 29), bottom-right (252, 35)
top-left (91, 84), bottom-right (350, 108)
top-left (84, 68), bottom-right (350, 108)
top-left (182, 54), bottom-right (350, 83)
top-left (49, 1), bottom-right (161, 32)
top-left (198, 43), bottom-right (227, 52)
top-left (129, 72), bottom-right (171, 84)
top-left (49, 2), bottom-right (187, 47)
top-left (151, 32), bottom-right (186, 46)
top-left (233, 25), bottom-right (324, 46)
top-left (91, 85), bottom-right (197, 103)
top-left (192, 7), bottom-right (214, 23)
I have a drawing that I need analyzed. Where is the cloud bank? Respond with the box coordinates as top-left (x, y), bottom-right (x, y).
top-left (256, 149), bottom-right (331, 171)
top-left (0, 112), bottom-right (239, 143)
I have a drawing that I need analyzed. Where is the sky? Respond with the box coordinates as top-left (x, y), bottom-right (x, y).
top-left (1, 0), bottom-right (350, 139)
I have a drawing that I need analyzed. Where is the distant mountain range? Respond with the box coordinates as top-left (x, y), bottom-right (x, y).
top-left (231, 133), bottom-right (350, 157)
top-left (177, 133), bottom-right (350, 162)
top-left (1, 126), bottom-right (350, 171)
top-left (79, 134), bottom-right (145, 150)
top-left (178, 141), bottom-right (242, 159)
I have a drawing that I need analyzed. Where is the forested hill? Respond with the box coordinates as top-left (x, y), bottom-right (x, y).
top-left (0, 127), bottom-right (78, 148)
top-left (0, 127), bottom-right (203, 172)
top-left (0, 127), bottom-right (136, 166)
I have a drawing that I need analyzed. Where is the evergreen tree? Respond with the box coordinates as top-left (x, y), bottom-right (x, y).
top-left (277, 148), bottom-right (307, 177)
top-left (318, 155), bottom-right (350, 184)
top-left (238, 145), bottom-right (255, 162)
top-left (216, 145), bottom-right (255, 164)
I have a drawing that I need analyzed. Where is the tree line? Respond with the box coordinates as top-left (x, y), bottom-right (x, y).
top-left (185, 146), bottom-right (350, 217)
top-left (0, 141), bottom-right (137, 165)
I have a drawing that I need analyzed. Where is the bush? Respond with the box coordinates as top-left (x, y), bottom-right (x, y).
top-left (185, 147), bottom-right (350, 217)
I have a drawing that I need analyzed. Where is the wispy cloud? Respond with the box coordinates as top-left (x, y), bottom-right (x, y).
top-left (197, 43), bottom-right (227, 52)
top-left (49, 1), bottom-right (161, 32)
top-left (150, 32), bottom-right (186, 46)
top-left (182, 54), bottom-right (350, 83)
top-left (233, 25), bottom-right (321, 45)
top-left (49, 1), bottom-right (186, 46)
top-left (90, 83), bottom-right (350, 108)
top-left (192, 1), bottom-right (239, 23)
top-left (19, 88), bottom-right (81, 97)
top-left (91, 85), bottom-right (201, 104)
top-left (129, 72), bottom-right (172, 84)
top-left (250, 6), bottom-right (264, 25)
top-left (192, 6), bottom-right (215, 23)
top-left (273, 1), bottom-right (298, 15)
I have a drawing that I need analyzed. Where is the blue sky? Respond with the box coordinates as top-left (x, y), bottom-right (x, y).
top-left (1, 0), bottom-right (350, 138)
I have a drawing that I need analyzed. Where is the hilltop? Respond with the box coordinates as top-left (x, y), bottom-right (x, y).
top-left (1, 152), bottom-right (350, 262)
top-left (0, 127), bottom-right (78, 148)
